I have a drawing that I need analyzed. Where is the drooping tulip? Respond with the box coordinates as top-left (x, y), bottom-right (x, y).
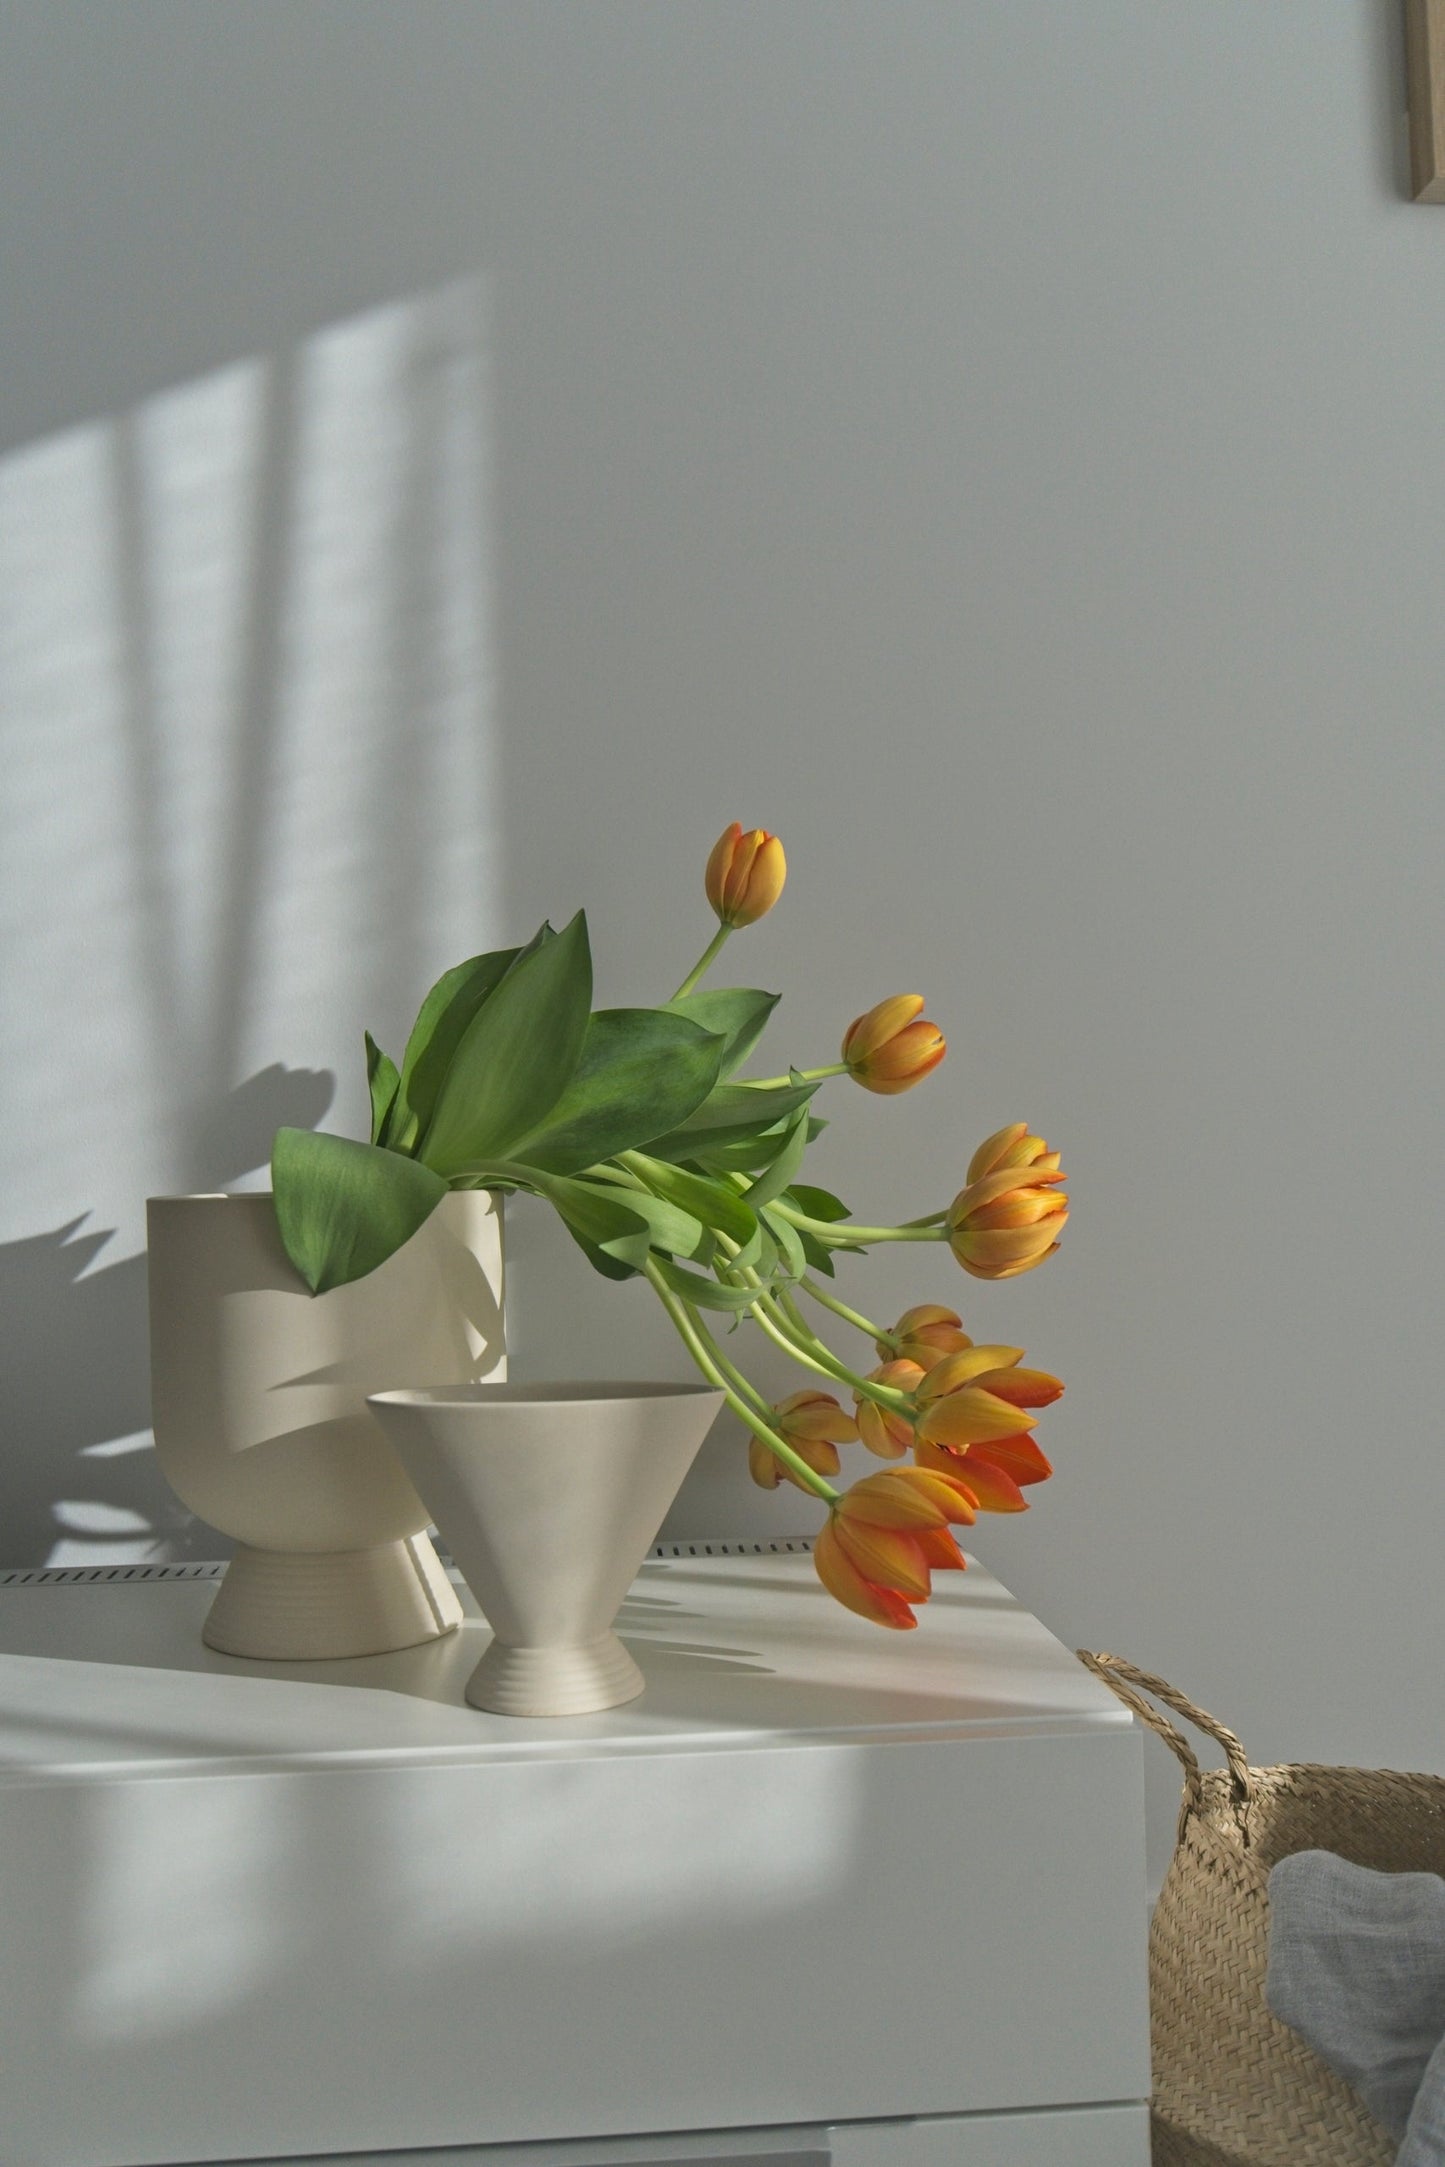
top-left (704, 823), bottom-right (787, 928)
top-left (841, 995), bottom-right (946, 1095)
top-left (852, 1358), bottom-right (924, 1459)
top-left (749, 1388), bottom-right (859, 1492)
top-left (913, 1344), bottom-right (1061, 1509)
top-left (947, 1123), bottom-right (1067, 1279)
top-left (879, 1302), bottom-right (972, 1372)
top-left (813, 1466), bottom-right (978, 1630)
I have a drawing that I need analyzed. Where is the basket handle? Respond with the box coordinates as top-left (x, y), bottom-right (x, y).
top-left (1077, 1649), bottom-right (1254, 1809)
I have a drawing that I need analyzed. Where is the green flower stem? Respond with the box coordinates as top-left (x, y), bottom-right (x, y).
top-left (747, 1292), bottom-right (846, 1382)
top-left (770, 1198), bottom-right (949, 1247)
top-left (799, 1276), bottom-right (896, 1349)
top-left (722, 1257), bottom-right (914, 1415)
top-left (900, 1208), bottom-right (949, 1228)
top-left (733, 1061), bottom-right (849, 1090)
top-left (773, 1288), bottom-right (915, 1411)
top-left (643, 1261), bottom-right (838, 1502)
top-left (672, 924), bottom-right (733, 1001)
top-left (703, 1338), bottom-right (777, 1422)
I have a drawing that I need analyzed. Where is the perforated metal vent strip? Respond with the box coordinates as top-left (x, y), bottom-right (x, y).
top-left (0, 1536), bottom-right (816, 1588)
top-left (0, 1561), bottom-right (229, 1588)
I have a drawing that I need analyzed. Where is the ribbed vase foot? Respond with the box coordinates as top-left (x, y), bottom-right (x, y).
top-left (202, 1534), bottom-right (464, 1660)
top-left (464, 1631), bottom-right (645, 1716)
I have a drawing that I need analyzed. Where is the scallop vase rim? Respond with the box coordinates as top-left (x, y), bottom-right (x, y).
top-left (367, 1381), bottom-right (725, 1410)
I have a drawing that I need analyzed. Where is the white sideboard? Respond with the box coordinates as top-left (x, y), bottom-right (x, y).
top-left (0, 1546), bottom-right (1150, 2166)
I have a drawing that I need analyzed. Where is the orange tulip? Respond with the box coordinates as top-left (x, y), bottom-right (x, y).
top-left (913, 1344), bottom-right (1061, 1510)
top-left (947, 1123), bottom-right (1067, 1279)
top-left (915, 1430), bottom-right (1054, 1506)
top-left (749, 1388), bottom-right (859, 1492)
top-left (879, 1302), bottom-right (972, 1372)
top-left (841, 995), bottom-right (946, 1095)
top-left (705, 823), bottom-right (787, 928)
top-left (814, 1466), bottom-right (977, 1630)
top-left (852, 1358), bottom-right (924, 1459)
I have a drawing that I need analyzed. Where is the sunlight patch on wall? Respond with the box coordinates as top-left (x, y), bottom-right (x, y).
top-left (0, 277), bottom-right (502, 1563)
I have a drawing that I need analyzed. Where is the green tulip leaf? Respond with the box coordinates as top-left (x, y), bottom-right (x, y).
top-left (787, 1182), bottom-right (851, 1223)
top-left (625, 1157), bottom-right (758, 1248)
top-left (395, 931), bottom-right (558, 1148)
top-left (660, 988), bottom-right (779, 1079)
top-left (651, 1255), bottom-right (761, 1313)
top-left (644, 1075), bottom-right (820, 1162)
top-left (561, 1220), bottom-right (642, 1281)
top-left (364, 1033), bottom-right (401, 1146)
top-left (686, 1114), bottom-right (826, 1176)
top-left (536, 1171), bottom-right (707, 1270)
top-left (509, 1008), bottom-right (725, 1176)
top-left (420, 913), bottom-right (592, 1176)
top-left (271, 1127), bottom-right (449, 1294)
top-left (762, 1201), bottom-right (808, 1280)
top-left (794, 1227), bottom-right (837, 1277)
top-left (742, 1105), bottom-right (812, 1212)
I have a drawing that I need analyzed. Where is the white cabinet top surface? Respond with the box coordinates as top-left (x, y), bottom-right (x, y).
top-left (0, 1548), bottom-right (1127, 1785)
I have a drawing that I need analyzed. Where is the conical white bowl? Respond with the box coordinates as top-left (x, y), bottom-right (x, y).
top-left (367, 1382), bottom-right (723, 1715)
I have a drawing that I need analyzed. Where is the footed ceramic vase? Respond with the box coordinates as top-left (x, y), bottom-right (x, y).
top-left (147, 1191), bottom-right (504, 1660)
top-left (366, 1382), bottom-right (724, 1715)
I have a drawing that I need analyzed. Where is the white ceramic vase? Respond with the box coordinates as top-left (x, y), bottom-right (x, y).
top-left (147, 1190), bottom-right (505, 1660)
top-left (366, 1382), bottom-right (724, 1715)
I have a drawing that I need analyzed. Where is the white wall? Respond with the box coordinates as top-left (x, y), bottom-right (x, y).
top-left (3, 1), bottom-right (1442, 1885)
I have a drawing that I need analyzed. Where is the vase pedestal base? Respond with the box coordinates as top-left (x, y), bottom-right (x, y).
top-left (201, 1535), bottom-right (464, 1661)
top-left (464, 1630), bottom-right (645, 1716)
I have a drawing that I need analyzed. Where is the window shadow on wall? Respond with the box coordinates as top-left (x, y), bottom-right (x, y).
top-left (0, 278), bottom-right (502, 1565)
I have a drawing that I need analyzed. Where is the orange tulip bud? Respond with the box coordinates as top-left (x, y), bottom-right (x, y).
top-left (813, 1466), bottom-right (977, 1630)
top-left (947, 1124), bottom-right (1067, 1279)
top-left (705, 823), bottom-right (787, 928)
top-left (879, 1302), bottom-right (972, 1371)
top-left (841, 994), bottom-right (946, 1095)
top-left (852, 1358), bottom-right (923, 1459)
top-left (749, 1388), bottom-right (858, 1491)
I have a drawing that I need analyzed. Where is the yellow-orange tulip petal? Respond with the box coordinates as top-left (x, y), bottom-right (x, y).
top-left (969, 1433), bottom-right (1054, 1486)
top-left (951, 1217), bottom-right (1068, 1281)
top-left (912, 1523), bottom-right (969, 1571)
top-left (704, 823), bottom-right (787, 928)
top-left (814, 1519), bottom-right (917, 1629)
top-left (916, 1385), bottom-right (1038, 1450)
top-left (915, 1345), bottom-right (1026, 1400)
top-left (881, 1303), bottom-right (973, 1370)
top-left (914, 1435), bottom-right (1031, 1513)
top-left (969, 1364), bottom-right (1064, 1410)
top-left (748, 1435), bottom-right (784, 1489)
top-left (954, 1162), bottom-right (1067, 1218)
top-left (834, 1518), bottom-right (932, 1601)
top-left (775, 1389), bottom-right (859, 1447)
top-left (839, 1465), bottom-right (978, 1531)
top-left (852, 1358), bottom-right (921, 1459)
top-left (966, 1124), bottom-right (1057, 1184)
top-left (856, 1405), bottom-right (908, 1458)
top-left (749, 1391), bottom-right (854, 1491)
top-left (842, 995), bottom-right (946, 1095)
top-left (842, 993), bottom-right (923, 1060)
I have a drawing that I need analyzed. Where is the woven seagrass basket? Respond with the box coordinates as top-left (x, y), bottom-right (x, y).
top-left (1080, 1652), bottom-right (1445, 2167)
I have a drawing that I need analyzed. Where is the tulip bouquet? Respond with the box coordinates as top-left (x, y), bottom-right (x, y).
top-left (271, 823), bottom-right (1067, 1632)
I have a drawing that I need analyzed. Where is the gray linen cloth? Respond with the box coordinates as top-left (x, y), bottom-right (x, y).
top-left (1402, 2030), bottom-right (1445, 2164)
top-left (1266, 1850), bottom-right (1445, 2153)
